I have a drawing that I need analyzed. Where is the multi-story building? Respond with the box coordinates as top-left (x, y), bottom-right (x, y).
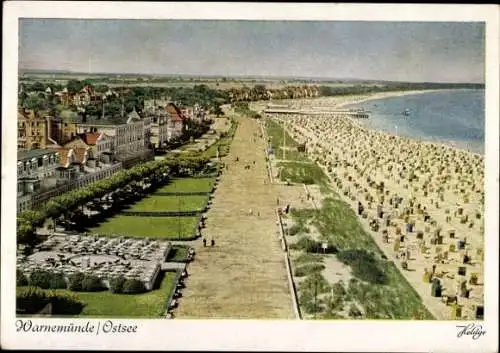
top-left (165, 103), bottom-right (185, 142)
top-left (180, 104), bottom-right (205, 123)
top-left (63, 131), bottom-right (114, 163)
top-left (17, 108), bottom-right (59, 149)
top-left (76, 110), bottom-right (152, 164)
top-left (48, 116), bottom-right (78, 146)
top-left (17, 149), bottom-right (60, 212)
top-left (17, 109), bottom-right (79, 149)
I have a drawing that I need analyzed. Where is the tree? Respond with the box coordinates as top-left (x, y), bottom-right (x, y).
top-left (23, 95), bottom-right (47, 114)
top-left (67, 80), bottom-right (84, 94)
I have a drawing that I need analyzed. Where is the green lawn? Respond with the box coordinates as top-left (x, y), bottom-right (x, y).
top-left (156, 178), bottom-right (215, 193)
top-left (54, 272), bottom-right (176, 318)
top-left (166, 245), bottom-right (190, 262)
top-left (90, 215), bottom-right (200, 239)
top-left (129, 195), bottom-right (208, 212)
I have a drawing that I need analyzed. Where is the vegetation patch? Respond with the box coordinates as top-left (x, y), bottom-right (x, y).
top-left (166, 245), bottom-right (191, 262)
top-left (156, 178), bottom-right (215, 193)
top-left (277, 161), bottom-right (329, 185)
top-left (128, 195), bottom-right (208, 212)
top-left (294, 263), bottom-right (325, 277)
top-left (17, 271), bottom-right (177, 318)
top-left (89, 215), bottom-right (200, 240)
top-left (336, 249), bottom-right (388, 285)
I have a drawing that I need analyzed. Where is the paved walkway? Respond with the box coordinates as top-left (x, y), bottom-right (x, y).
top-left (175, 114), bottom-right (294, 319)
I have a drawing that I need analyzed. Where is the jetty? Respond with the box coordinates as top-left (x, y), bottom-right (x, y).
top-left (263, 108), bottom-right (369, 118)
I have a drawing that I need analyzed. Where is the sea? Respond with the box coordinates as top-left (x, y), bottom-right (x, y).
top-left (344, 89), bottom-right (485, 155)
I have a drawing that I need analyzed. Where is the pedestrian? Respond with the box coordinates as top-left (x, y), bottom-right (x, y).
top-left (276, 197), bottom-right (280, 205)
top-left (257, 211), bottom-right (260, 217)
top-left (203, 238), bottom-right (207, 247)
top-left (253, 160), bottom-right (255, 165)
top-left (211, 238), bottom-right (215, 247)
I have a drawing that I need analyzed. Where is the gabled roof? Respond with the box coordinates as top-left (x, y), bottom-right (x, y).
top-left (48, 147), bottom-right (88, 167)
top-left (127, 109), bottom-right (141, 123)
top-left (165, 103), bottom-right (185, 122)
top-left (78, 132), bottom-right (102, 146)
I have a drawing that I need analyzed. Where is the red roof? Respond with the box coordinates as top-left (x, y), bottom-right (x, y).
top-left (77, 132), bottom-right (101, 146)
top-left (165, 103), bottom-right (185, 122)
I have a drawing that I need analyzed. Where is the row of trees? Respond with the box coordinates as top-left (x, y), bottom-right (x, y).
top-left (17, 156), bottom-right (211, 246)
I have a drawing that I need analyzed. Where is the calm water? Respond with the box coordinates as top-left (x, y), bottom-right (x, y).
top-left (344, 89), bottom-right (485, 155)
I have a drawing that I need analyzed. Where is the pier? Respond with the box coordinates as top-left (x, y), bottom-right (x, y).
top-left (263, 108), bottom-right (369, 118)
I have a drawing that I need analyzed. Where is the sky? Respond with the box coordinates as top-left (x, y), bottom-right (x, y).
top-left (19, 19), bottom-right (485, 83)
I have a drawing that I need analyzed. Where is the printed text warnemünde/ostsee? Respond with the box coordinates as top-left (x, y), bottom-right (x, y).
top-left (15, 320), bottom-right (138, 334)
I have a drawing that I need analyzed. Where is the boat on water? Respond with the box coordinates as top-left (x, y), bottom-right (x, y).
top-left (402, 108), bottom-right (411, 116)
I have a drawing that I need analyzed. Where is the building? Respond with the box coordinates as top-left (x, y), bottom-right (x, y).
top-left (73, 84), bottom-right (101, 106)
top-left (17, 108), bottom-right (59, 149)
top-left (63, 131), bottom-right (114, 163)
top-left (165, 103), bottom-right (185, 142)
top-left (17, 149), bottom-right (60, 212)
top-left (76, 111), bottom-right (152, 165)
top-left (144, 100), bottom-right (171, 149)
top-left (181, 103), bottom-right (206, 123)
top-left (48, 117), bottom-right (78, 146)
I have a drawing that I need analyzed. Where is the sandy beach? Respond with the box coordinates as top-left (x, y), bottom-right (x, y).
top-left (258, 90), bottom-right (485, 320)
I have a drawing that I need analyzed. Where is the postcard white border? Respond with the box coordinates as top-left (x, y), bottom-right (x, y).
top-left (2, 2), bottom-right (499, 352)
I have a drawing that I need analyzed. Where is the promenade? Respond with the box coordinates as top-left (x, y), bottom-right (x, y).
top-left (176, 114), bottom-right (294, 319)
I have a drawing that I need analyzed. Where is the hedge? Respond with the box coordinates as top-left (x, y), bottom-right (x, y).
top-left (16, 286), bottom-right (84, 315)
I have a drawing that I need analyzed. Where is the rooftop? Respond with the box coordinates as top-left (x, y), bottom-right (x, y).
top-left (17, 149), bottom-right (57, 161)
top-left (77, 132), bottom-right (102, 146)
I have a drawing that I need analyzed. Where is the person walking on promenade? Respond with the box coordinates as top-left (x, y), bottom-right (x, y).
top-left (211, 238), bottom-right (215, 247)
top-left (203, 238), bottom-right (207, 247)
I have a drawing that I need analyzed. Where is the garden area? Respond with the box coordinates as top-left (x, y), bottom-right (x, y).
top-left (17, 271), bottom-right (177, 318)
top-left (89, 215), bottom-right (200, 240)
top-left (156, 177), bottom-right (215, 193)
top-left (127, 194), bottom-right (209, 212)
top-left (165, 245), bottom-right (191, 263)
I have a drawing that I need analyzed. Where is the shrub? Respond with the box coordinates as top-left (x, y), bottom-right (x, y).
top-left (109, 276), bottom-right (126, 294)
top-left (294, 263), bottom-right (325, 277)
top-left (294, 236), bottom-right (337, 254)
top-left (81, 275), bottom-right (104, 292)
top-left (288, 224), bottom-right (303, 236)
top-left (28, 270), bottom-right (52, 289)
top-left (122, 279), bottom-right (146, 294)
top-left (300, 272), bottom-right (331, 294)
top-left (16, 286), bottom-right (48, 314)
top-left (337, 249), bottom-right (388, 285)
top-left (17, 269), bottom-right (29, 287)
top-left (68, 272), bottom-right (85, 291)
top-left (348, 304), bottom-right (363, 318)
top-left (331, 281), bottom-right (346, 297)
top-left (16, 286), bottom-right (84, 315)
top-left (49, 272), bottom-right (67, 289)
